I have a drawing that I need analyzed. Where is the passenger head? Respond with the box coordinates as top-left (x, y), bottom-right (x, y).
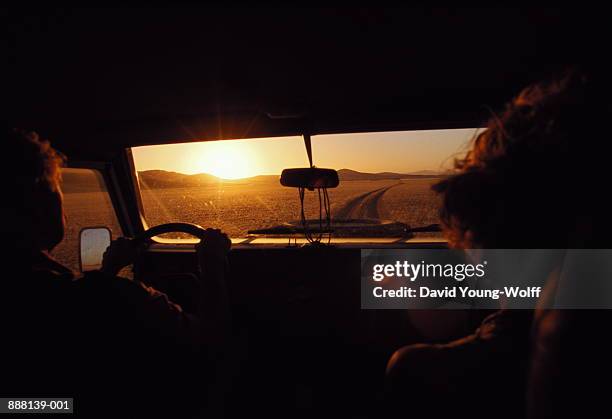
top-left (2, 129), bottom-right (65, 252)
top-left (434, 71), bottom-right (611, 248)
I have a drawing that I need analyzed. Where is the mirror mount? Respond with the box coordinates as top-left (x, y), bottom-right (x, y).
top-left (303, 133), bottom-right (314, 168)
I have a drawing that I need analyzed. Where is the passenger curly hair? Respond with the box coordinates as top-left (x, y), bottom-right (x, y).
top-left (433, 71), bottom-right (611, 248)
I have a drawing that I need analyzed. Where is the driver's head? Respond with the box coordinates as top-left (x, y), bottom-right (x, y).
top-left (434, 70), bottom-right (611, 248)
top-left (3, 129), bottom-right (66, 252)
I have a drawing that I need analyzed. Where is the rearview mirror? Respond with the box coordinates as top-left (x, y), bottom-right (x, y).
top-left (280, 168), bottom-right (339, 189)
top-left (79, 227), bottom-right (111, 272)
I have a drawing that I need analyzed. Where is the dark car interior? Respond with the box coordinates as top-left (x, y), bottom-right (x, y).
top-left (4, 6), bottom-right (607, 419)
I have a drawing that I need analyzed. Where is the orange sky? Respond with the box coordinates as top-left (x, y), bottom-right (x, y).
top-left (132, 129), bottom-right (479, 179)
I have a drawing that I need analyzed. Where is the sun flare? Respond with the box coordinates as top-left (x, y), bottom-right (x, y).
top-left (199, 141), bottom-right (254, 179)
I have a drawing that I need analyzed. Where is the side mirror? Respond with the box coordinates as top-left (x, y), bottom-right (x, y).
top-left (280, 168), bottom-right (339, 189)
top-left (79, 227), bottom-right (111, 272)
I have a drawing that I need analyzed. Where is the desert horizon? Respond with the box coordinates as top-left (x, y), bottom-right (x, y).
top-left (135, 167), bottom-right (448, 189)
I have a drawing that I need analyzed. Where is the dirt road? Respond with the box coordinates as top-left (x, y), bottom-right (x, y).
top-left (333, 183), bottom-right (401, 219)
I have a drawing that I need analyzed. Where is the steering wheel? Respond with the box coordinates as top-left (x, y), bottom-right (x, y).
top-left (134, 222), bottom-right (209, 242)
top-left (131, 223), bottom-right (209, 312)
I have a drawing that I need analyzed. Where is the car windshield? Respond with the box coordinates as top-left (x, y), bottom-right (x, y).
top-left (131, 129), bottom-right (477, 242)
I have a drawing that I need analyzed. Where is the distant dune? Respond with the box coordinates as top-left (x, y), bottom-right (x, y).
top-left (138, 170), bottom-right (222, 189)
top-left (137, 168), bottom-right (446, 189)
top-left (336, 168), bottom-right (445, 181)
top-left (137, 170), bottom-right (279, 189)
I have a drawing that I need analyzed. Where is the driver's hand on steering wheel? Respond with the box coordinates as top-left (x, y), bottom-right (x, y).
top-left (100, 237), bottom-right (138, 277)
top-left (196, 228), bottom-right (231, 264)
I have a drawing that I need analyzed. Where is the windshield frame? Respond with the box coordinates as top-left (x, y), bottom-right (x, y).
top-left (126, 129), bottom-right (478, 245)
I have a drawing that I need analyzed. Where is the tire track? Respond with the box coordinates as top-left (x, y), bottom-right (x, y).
top-left (334, 183), bottom-right (402, 219)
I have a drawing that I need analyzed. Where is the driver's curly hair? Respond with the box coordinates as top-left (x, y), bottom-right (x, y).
top-left (4, 129), bottom-right (65, 209)
top-left (433, 70), bottom-right (611, 248)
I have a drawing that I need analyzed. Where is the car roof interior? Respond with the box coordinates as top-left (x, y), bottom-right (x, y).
top-left (4, 7), bottom-right (600, 159)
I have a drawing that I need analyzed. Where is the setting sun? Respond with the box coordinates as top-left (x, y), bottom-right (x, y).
top-left (199, 142), bottom-right (253, 179)
top-left (133, 136), bottom-right (309, 179)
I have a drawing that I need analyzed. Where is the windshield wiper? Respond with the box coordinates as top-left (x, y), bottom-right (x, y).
top-left (404, 224), bottom-right (441, 233)
top-left (248, 225), bottom-right (333, 235)
top-left (248, 221), bottom-right (441, 237)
